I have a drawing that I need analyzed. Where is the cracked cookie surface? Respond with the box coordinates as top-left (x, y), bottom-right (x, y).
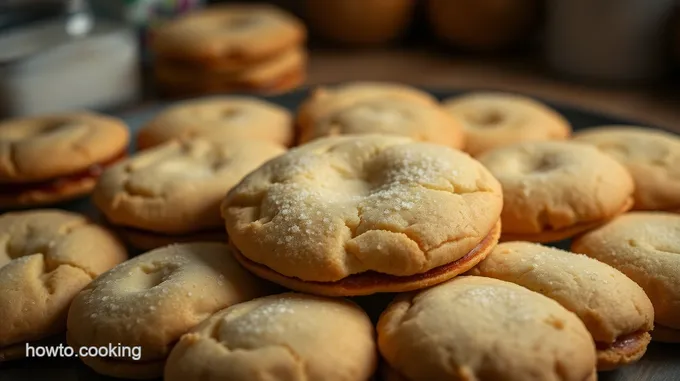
top-left (66, 242), bottom-right (270, 378)
top-left (165, 292), bottom-right (376, 381)
top-left (222, 135), bottom-right (503, 285)
top-left (478, 141), bottom-right (634, 242)
top-left (0, 210), bottom-right (127, 354)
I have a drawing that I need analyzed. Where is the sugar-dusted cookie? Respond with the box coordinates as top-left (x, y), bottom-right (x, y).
top-left (0, 210), bottom-right (127, 360)
top-left (165, 293), bottom-right (376, 381)
top-left (223, 135), bottom-right (503, 296)
top-left (573, 126), bottom-right (680, 212)
top-left (478, 141), bottom-right (634, 242)
top-left (378, 276), bottom-right (597, 381)
top-left (0, 112), bottom-right (128, 207)
top-left (572, 212), bottom-right (680, 343)
top-left (67, 242), bottom-right (270, 378)
top-left (137, 97), bottom-right (293, 149)
top-left (470, 241), bottom-right (654, 370)
top-left (443, 92), bottom-right (571, 156)
top-left (95, 138), bottom-right (285, 250)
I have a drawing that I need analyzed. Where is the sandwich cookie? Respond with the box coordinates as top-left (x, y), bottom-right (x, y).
top-left (298, 97), bottom-right (465, 149)
top-left (573, 126), bottom-right (680, 212)
top-left (165, 293), bottom-right (376, 381)
top-left (478, 141), bottom-right (634, 242)
top-left (572, 212), bottom-right (680, 343)
top-left (137, 97), bottom-right (293, 150)
top-left (0, 210), bottom-right (127, 360)
top-left (442, 92), bottom-right (571, 156)
top-left (470, 241), bottom-right (654, 370)
top-left (378, 276), bottom-right (597, 381)
top-left (222, 135), bottom-right (503, 296)
top-left (94, 139), bottom-right (285, 250)
top-left (0, 112), bottom-right (129, 208)
top-left (67, 242), bottom-right (271, 379)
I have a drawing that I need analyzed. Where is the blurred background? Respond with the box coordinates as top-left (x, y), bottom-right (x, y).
top-left (1, 0), bottom-right (680, 130)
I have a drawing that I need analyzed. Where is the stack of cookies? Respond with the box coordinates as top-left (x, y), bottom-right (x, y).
top-left (1, 82), bottom-right (679, 381)
top-left (150, 4), bottom-right (307, 97)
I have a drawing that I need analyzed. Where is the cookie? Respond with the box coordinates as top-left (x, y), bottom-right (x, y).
top-left (222, 135), bottom-right (503, 296)
top-left (298, 97), bottom-right (465, 148)
top-left (470, 241), bottom-right (654, 370)
top-left (442, 92), bottom-right (571, 156)
top-left (151, 4), bottom-right (306, 68)
top-left (94, 139), bottom-right (285, 249)
top-left (0, 210), bottom-right (127, 360)
top-left (478, 141), bottom-right (634, 242)
top-left (573, 126), bottom-right (680, 211)
top-left (0, 112), bottom-right (129, 207)
top-left (572, 212), bottom-right (680, 343)
top-left (296, 82), bottom-right (438, 137)
top-left (377, 276), bottom-right (597, 381)
top-left (138, 97), bottom-right (293, 150)
top-left (66, 242), bottom-right (270, 379)
top-left (165, 293), bottom-right (376, 381)
top-left (153, 48), bottom-right (306, 99)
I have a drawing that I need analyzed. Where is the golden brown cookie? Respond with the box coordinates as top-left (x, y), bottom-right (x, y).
top-left (94, 139), bottom-right (285, 249)
top-left (573, 126), bottom-right (680, 212)
top-left (378, 276), bottom-right (597, 381)
top-left (0, 210), bottom-right (127, 360)
top-left (137, 97), bottom-right (293, 150)
top-left (470, 241), bottom-right (654, 370)
top-left (298, 97), bottom-right (465, 148)
top-left (443, 92), bottom-right (571, 156)
top-left (165, 293), bottom-right (376, 381)
top-left (151, 4), bottom-right (306, 68)
top-left (67, 242), bottom-right (271, 379)
top-left (223, 135), bottom-right (503, 296)
top-left (478, 141), bottom-right (634, 242)
top-left (296, 82), bottom-right (438, 138)
top-left (0, 112), bottom-right (129, 207)
top-left (572, 212), bottom-right (680, 343)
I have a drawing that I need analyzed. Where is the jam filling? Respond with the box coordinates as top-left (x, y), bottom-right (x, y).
top-left (595, 331), bottom-right (647, 352)
top-left (0, 151), bottom-right (126, 196)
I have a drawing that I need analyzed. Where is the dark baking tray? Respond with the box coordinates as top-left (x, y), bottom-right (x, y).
top-left (2, 88), bottom-right (679, 381)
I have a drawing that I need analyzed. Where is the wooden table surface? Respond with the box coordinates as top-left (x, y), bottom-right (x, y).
top-left (305, 49), bottom-right (680, 133)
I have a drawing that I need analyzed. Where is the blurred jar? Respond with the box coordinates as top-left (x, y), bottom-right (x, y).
top-left (304, 0), bottom-right (416, 46)
top-left (427, 0), bottom-right (541, 51)
top-left (546, 0), bottom-right (675, 82)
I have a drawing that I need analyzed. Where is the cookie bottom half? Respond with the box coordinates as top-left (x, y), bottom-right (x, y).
top-left (596, 331), bottom-right (651, 371)
top-left (231, 221), bottom-right (501, 297)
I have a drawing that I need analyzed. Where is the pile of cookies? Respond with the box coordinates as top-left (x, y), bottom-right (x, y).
top-left (150, 4), bottom-right (307, 97)
top-left (0, 82), bottom-right (678, 381)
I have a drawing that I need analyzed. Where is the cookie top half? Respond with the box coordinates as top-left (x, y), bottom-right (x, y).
top-left (0, 112), bottom-right (129, 183)
top-left (377, 276), bottom-right (596, 381)
top-left (222, 135), bottom-right (502, 282)
top-left (166, 293), bottom-right (376, 381)
top-left (573, 126), bottom-right (680, 211)
top-left (152, 4), bottom-right (305, 65)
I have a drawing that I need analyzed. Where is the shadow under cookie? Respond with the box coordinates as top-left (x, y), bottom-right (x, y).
top-left (230, 221), bottom-right (500, 296)
top-left (119, 226), bottom-right (228, 251)
top-left (651, 324), bottom-right (680, 343)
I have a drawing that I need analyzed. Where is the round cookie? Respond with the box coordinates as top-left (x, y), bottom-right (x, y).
top-left (222, 135), bottom-right (503, 296)
top-left (296, 82), bottom-right (438, 137)
top-left (298, 97), bottom-right (465, 148)
top-left (137, 97), bottom-right (293, 150)
top-left (0, 112), bottom-right (129, 207)
top-left (442, 92), bottom-right (571, 156)
top-left (94, 139), bottom-right (285, 249)
top-left (573, 126), bottom-right (680, 211)
top-left (0, 210), bottom-right (127, 360)
top-left (66, 242), bottom-right (270, 379)
top-left (478, 141), bottom-right (634, 242)
top-left (165, 293), bottom-right (376, 381)
top-left (470, 241), bottom-right (654, 370)
top-left (151, 4), bottom-right (306, 68)
top-left (377, 276), bottom-right (597, 381)
top-left (572, 212), bottom-right (680, 343)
